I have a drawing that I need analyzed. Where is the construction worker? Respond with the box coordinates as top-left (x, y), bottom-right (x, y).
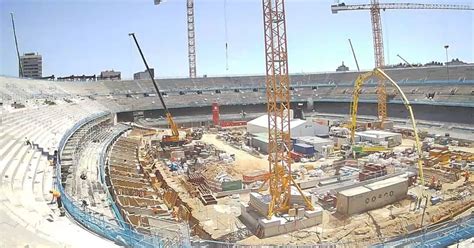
top-left (49, 189), bottom-right (62, 208)
top-left (81, 200), bottom-right (88, 211)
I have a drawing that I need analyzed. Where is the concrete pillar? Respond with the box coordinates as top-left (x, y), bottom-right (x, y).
top-left (307, 98), bottom-right (314, 111)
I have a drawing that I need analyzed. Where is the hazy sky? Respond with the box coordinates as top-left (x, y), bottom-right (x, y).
top-left (1, 0), bottom-right (473, 79)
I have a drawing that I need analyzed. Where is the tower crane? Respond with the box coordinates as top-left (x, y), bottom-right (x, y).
top-left (187, 0), bottom-right (197, 78)
top-left (154, 0), bottom-right (196, 78)
top-left (332, 1), bottom-right (473, 123)
top-left (261, 0), bottom-right (313, 219)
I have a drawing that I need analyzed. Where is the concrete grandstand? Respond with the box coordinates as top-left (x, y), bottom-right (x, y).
top-left (0, 64), bottom-right (473, 247)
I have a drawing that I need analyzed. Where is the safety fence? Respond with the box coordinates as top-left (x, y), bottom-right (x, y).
top-left (98, 123), bottom-right (131, 226)
top-left (55, 112), bottom-right (169, 247)
top-left (54, 112), bottom-right (472, 248)
top-left (372, 213), bottom-right (474, 247)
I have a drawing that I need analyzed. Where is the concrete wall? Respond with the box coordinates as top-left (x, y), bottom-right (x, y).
top-left (337, 178), bottom-right (408, 216)
top-left (131, 101), bottom-right (474, 125)
top-left (116, 111), bottom-right (135, 122)
top-left (314, 101), bottom-right (474, 124)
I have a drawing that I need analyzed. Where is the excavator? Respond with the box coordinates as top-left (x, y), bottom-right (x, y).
top-left (129, 33), bottom-right (188, 146)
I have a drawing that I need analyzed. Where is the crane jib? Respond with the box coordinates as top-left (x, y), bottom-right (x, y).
top-left (128, 32), bottom-right (170, 115)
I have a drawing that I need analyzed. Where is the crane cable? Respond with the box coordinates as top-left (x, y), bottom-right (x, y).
top-left (224, 0), bottom-right (229, 71)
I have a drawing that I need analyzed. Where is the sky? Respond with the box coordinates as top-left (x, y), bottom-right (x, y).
top-left (0, 0), bottom-right (473, 79)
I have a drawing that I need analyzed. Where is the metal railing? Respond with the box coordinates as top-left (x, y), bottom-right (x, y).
top-left (55, 112), bottom-right (168, 247)
top-left (53, 112), bottom-right (473, 248)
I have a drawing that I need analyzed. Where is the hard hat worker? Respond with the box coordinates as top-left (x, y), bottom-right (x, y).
top-left (49, 189), bottom-right (62, 209)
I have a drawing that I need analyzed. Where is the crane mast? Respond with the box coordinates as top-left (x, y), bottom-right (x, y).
top-left (187, 0), bottom-right (197, 78)
top-left (262, 0), bottom-right (313, 218)
top-left (370, 0), bottom-right (387, 122)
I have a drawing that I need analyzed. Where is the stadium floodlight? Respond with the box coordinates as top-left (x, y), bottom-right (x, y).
top-left (444, 45), bottom-right (450, 81)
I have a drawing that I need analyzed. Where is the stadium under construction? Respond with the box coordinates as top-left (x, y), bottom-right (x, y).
top-left (1, 0), bottom-right (473, 247)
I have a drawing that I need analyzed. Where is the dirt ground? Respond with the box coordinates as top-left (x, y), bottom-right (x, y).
top-left (236, 177), bottom-right (473, 246)
top-left (200, 133), bottom-right (268, 175)
top-left (177, 134), bottom-right (474, 245)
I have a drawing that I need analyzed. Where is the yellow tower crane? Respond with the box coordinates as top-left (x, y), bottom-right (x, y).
top-left (261, 0), bottom-right (313, 219)
top-left (332, 0), bottom-right (473, 124)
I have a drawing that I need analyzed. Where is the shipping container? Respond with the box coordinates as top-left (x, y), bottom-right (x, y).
top-left (222, 180), bottom-right (243, 191)
top-left (294, 143), bottom-right (315, 155)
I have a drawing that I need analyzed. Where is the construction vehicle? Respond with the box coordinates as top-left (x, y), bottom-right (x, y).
top-left (352, 145), bottom-right (391, 156)
top-left (427, 176), bottom-right (442, 190)
top-left (332, 0), bottom-right (474, 124)
top-left (341, 144), bottom-right (391, 159)
top-left (129, 33), bottom-right (187, 146)
top-left (348, 68), bottom-right (425, 184)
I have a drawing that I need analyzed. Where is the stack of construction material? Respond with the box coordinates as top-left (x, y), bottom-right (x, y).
top-left (289, 186), bottom-right (312, 206)
top-left (359, 164), bottom-right (387, 181)
top-left (425, 146), bottom-right (450, 166)
top-left (243, 170), bottom-right (270, 183)
top-left (170, 150), bottom-right (185, 160)
top-left (218, 152), bottom-right (234, 163)
top-left (249, 192), bottom-right (271, 216)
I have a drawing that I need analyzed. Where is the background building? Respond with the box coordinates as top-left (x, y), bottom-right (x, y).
top-left (99, 70), bottom-right (121, 80)
top-left (336, 61), bottom-right (349, 72)
top-left (134, 68), bottom-right (154, 80)
top-left (20, 52), bottom-right (42, 78)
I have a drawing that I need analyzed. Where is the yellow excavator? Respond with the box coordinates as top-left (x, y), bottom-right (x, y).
top-left (129, 33), bottom-right (187, 146)
top-left (348, 68), bottom-right (425, 184)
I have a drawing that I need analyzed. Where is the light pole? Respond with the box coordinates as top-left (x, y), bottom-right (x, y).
top-left (444, 45), bottom-right (449, 81)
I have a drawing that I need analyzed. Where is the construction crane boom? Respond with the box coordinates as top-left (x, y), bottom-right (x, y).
top-left (10, 13), bottom-right (23, 78)
top-left (349, 68), bottom-right (424, 184)
top-left (397, 54), bottom-right (413, 67)
top-left (348, 39), bottom-right (360, 72)
top-left (128, 33), bottom-right (180, 139)
top-left (332, 3), bottom-right (473, 13)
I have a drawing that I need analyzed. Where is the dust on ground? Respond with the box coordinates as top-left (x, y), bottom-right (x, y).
top-left (200, 133), bottom-right (268, 175)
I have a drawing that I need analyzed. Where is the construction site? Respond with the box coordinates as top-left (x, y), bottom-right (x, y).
top-left (108, 99), bottom-right (474, 246)
top-left (1, 0), bottom-right (473, 247)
